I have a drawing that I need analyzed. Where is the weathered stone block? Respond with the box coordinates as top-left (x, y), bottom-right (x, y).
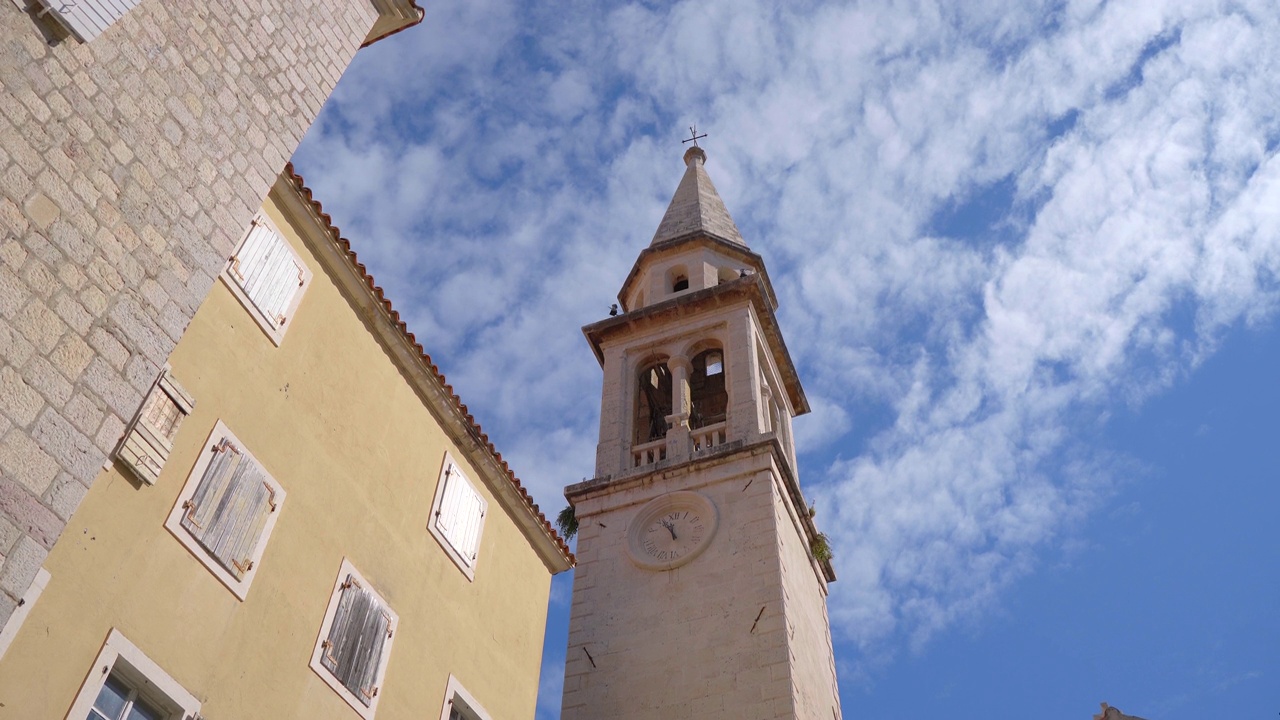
top-left (21, 192), bottom-right (59, 230)
top-left (0, 267), bottom-right (25, 319)
top-left (31, 409), bottom-right (99, 494)
top-left (20, 356), bottom-right (71, 406)
top-left (0, 431), bottom-right (58, 495)
top-left (49, 333), bottom-right (93, 380)
top-left (51, 293), bottom-right (91, 336)
top-left (79, 284), bottom-right (108, 317)
top-left (0, 515), bottom-right (19, 556)
top-left (81, 357), bottom-right (141, 420)
top-left (0, 534), bottom-right (47, 600)
top-left (62, 393), bottom-right (103, 437)
top-left (0, 200), bottom-right (29, 238)
top-left (43, 471), bottom-right (88, 522)
top-left (0, 319), bottom-right (35, 371)
top-left (92, 412), bottom-right (126, 462)
top-left (0, 366), bottom-right (43, 428)
top-left (86, 327), bottom-right (128, 371)
top-left (0, 591), bottom-right (15, 634)
top-left (55, 261), bottom-right (86, 291)
top-left (13, 299), bottom-right (66, 354)
top-left (20, 258), bottom-right (56, 299)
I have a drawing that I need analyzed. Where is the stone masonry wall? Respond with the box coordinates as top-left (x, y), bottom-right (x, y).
top-left (0, 0), bottom-right (380, 626)
top-left (562, 452), bottom-right (796, 720)
top-left (773, 470), bottom-right (841, 718)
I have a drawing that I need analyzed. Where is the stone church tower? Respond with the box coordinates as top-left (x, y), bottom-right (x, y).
top-left (561, 145), bottom-right (841, 719)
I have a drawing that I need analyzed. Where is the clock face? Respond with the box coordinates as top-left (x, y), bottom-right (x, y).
top-left (627, 492), bottom-right (718, 571)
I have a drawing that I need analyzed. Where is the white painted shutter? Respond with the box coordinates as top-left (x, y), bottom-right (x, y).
top-left (229, 222), bottom-right (305, 330)
top-left (180, 438), bottom-right (277, 580)
top-left (39, 0), bottom-right (143, 42)
top-left (435, 464), bottom-right (486, 565)
top-left (321, 576), bottom-right (391, 706)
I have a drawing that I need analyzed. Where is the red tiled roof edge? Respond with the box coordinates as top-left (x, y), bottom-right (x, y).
top-left (283, 162), bottom-right (575, 566)
top-left (360, 0), bottom-right (425, 48)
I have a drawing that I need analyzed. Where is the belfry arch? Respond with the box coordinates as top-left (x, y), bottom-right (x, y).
top-left (689, 347), bottom-right (727, 429)
top-left (633, 358), bottom-right (673, 445)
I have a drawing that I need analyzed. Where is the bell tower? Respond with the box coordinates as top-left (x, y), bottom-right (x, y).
top-left (561, 145), bottom-right (841, 719)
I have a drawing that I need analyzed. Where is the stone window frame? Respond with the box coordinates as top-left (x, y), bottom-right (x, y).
top-left (219, 212), bottom-right (314, 347)
top-left (163, 420), bottom-right (286, 601)
top-left (437, 675), bottom-right (494, 720)
top-left (0, 567), bottom-right (49, 662)
top-left (309, 558), bottom-right (399, 720)
top-left (64, 628), bottom-right (201, 720)
top-left (426, 453), bottom-right (488, 582)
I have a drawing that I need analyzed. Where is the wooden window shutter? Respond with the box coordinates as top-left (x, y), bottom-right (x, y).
top-left (117, 369), bottom-right (194, 485)
top-left (321, 575), bottom-right (392, 707)
top-left (435, 464), bottom-right (486, 565)
top-left (37, 0), bottom-right (144, 42)
top-left (229, 221), bottom-right (305, 330)
top-left (180, 438), bottom-right (278, 581)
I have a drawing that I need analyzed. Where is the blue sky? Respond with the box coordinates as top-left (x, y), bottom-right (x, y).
top-left (294, 1), bottom-right (1280, 717)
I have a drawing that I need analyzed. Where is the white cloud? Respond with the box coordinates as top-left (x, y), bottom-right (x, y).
top-left (296, 0), bottom-right (1280, 669)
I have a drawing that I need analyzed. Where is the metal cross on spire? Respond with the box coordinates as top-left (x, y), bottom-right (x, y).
top-left (682, 124), bottom-right (707, 147)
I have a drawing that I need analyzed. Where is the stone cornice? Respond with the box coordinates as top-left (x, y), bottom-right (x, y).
top-left (566, 437), bottom-right (836, 584)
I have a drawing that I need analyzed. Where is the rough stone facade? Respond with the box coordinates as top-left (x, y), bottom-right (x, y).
top-left (563, 446), bottom-right (840, 719)
top-left (0, 0), bottom-right (390, 626)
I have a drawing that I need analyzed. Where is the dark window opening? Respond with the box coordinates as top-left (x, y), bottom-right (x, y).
top-left (672, 275), bottom-right (689, 292)
top-left (690, 350), bottom-right (727, 429)
top-left (635, 363), bottom-right (673, 444)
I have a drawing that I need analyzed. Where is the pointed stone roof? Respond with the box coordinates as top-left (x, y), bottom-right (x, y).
top-left (651, 145), bottom-right (746, 246)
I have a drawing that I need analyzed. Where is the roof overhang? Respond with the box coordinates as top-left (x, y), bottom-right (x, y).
top-left (586, 275), bottom-right (810, 416)
top-left (361, 0), bottom-right (425, 47)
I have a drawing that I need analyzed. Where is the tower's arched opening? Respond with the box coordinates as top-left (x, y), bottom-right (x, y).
top-left (667, 264), bottom-right (690, 294)
top-left (689, 349), bottom-right (727, 428)
top-left (634, 361), bottom-right (673, 444)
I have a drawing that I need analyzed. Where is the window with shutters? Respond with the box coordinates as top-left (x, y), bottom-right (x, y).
top-left (310, 559), bottom-right (399, 720)
top-left (436, 675), bottom-right (494, 720)
top-left (427, 454), bottom-right (488, 581)
top-left (220, 214), bottom-right (313, 346)
top-left (115, 368), bottom-right (195, 485)
top-left (163, 420), bottom-right (286, 601)
top-left (65, 629), bottom-right (201, 720)
top-left (34, 0), bottom-right (144, 43)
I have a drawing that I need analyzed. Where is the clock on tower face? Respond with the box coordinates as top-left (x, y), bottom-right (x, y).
top-left (626, 491), bottom-right (719, 571)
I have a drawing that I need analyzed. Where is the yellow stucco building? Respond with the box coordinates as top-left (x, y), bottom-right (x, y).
top-left (0, 167), bottom-right (573, 720)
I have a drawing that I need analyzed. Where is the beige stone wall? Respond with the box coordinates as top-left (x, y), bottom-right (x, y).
top-left (563, 449), bottom-right (797, 720)
top-left (0, 184), bottom-right (553, 718)
top-left (772, 464), bottom-right (841, 718)
top-left (0, 0), bottom-right (384, 626)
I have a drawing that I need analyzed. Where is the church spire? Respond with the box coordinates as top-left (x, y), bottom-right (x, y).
top-left (650, 145), bottom-right (746, 247)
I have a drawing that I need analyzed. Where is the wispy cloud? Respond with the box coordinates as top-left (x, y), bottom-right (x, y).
top-left (296, 0), bottom-right (1280, 667)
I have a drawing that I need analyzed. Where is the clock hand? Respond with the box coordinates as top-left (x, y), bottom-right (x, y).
top-left (660, 519), bottom-right (678, 540)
